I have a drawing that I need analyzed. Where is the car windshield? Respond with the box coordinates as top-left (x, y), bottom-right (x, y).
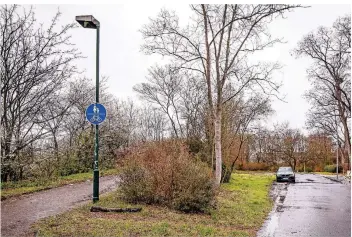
top-left (278, 167), bottom-right (292, 172)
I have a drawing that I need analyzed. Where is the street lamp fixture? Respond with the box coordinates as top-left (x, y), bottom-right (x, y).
top-left (75, 15), bottom-right (100, 29)
top-left (76, 15), bottom-right (100, 203)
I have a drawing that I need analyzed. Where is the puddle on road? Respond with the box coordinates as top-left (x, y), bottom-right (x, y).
top-left (261, 212), bottom-right (279, 237)
top-left (257, 206), bottom-right (280, 237)
top-left (295, 181), bottom-right (334, 184)
top-left (279, 195), bottom-right (286, 202)
top-left (279, 205), bottom-right (330, 211)
top-left (276, 204), bottom-right (284, 212)
top-left (257, 183), bottom-right (288, 237)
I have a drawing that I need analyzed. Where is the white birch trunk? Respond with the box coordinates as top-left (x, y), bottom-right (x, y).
top-left (214, 110), bottom-right (222, 184)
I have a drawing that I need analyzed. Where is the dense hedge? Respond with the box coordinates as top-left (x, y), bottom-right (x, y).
top-left (324, 165), bottom-right (343, 173)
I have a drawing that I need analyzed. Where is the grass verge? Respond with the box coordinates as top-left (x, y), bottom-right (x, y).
top-left (0, 169), bottom-right (120, 200)
top-left (31, 172), bottom-right (274, 237)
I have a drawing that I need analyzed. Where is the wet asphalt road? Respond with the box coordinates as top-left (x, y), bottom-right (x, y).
top-left (257, 173), bottom-right (351, 237)
top-left (0, 176), bottom-right (119, 237)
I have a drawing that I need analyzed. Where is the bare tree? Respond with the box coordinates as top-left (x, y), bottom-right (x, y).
top-left (179, 73), bottom-right (207, 140)
top-left (134, 65), bottom-right (184, 138)
top-left (221, 93), bottom-right (273, 182)
top-left (98, 98), bottom-right (140, 167)
top-left (304, 88), bottom-right (348, 169)
top-left (41, 92), bottom-right (72, 162)
top-left (278, 123), bottom-right (304, 171)
top-left (63, 77), bottom-right (95, 148)
top-left (295, 15), bottom-right (351, 161)
top-left (136, 105), bottom-right (168, 142)
top-left (305, 132), bottom-right (334, 171)
top-left (249, 124), bottom-right (270, 163)
top-left (141, 4), bottom-right (300, 184)
top-left (0, 5), bottom-right (80, 181)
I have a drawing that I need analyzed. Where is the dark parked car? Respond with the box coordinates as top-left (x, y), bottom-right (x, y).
top-left (276, 167), bottom-right (295, 183)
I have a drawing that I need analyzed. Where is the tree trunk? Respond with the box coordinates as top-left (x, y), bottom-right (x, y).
top-left (204, 111), bottom-right (214, 168)
top-left (90, 206), bottom-right (142, 213)
top-left (341, 118), bottom-right (351, 159)
top-left (2, 132), bottom-right (13, 182)
top-left (304, 162), bottom-right (306, 173)
top-left (214, 109), bottom-right (222, 184)
top-left (53, 133), bottom-right (59, 162)
top-left (336, 83), bottom-right (351, 159)
top-left (201, 5), bottom-right (216, 175)
top-left (293, 158), bottom-right (297, 171)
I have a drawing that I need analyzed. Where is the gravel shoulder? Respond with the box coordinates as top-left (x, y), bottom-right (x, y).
top-left (1, 175), bottom-right (119, 237)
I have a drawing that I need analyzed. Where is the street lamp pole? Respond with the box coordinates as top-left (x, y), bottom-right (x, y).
top-left (76, 15), bottom-right (100, 203)
top-left (334, 110), bottom-right (339, 180)
top-left (94, 23), bottom-right (100, 203)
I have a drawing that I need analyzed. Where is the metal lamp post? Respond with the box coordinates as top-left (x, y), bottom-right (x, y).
top-left (76, 15), bottom-right (100, 203)
top-left (334, 111), bottom-right (339, 180)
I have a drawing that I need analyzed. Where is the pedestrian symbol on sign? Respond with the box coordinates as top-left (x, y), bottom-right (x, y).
top-left (85, 103), bottom-right (106, 125)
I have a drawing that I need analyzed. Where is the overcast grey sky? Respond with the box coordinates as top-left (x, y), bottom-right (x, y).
top-left (26, 4), bottom-right (351, 132)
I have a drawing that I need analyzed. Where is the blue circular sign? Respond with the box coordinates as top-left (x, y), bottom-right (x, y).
top-left (85, 103), bottom-right (107, 125)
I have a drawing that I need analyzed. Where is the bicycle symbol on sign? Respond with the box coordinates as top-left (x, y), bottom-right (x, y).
top-left (86, 103), bottom-right (106, 125)
top-left (90, 104), bottom-right (103, 123)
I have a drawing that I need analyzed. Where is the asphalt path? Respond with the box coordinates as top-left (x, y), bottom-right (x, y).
top-left (0, 175), bottom-right (119, 237)
top-left (257, 173), bottom-right (351, 237)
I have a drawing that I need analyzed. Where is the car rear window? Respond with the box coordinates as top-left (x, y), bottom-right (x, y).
top-left (278, 167), bottom-right (292, 172)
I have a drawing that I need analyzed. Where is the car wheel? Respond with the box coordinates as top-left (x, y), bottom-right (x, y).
top-left (292, 178), bottom-right (295, 183)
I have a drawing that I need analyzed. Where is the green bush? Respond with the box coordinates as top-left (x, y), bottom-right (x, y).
top-left (119, 140), bottom-right (215, 212)
top-left (324, 165), bottom-right (343, 173)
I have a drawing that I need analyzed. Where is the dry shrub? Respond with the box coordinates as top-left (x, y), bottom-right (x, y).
top-left (312, 165), bottom-right (323, 172)
top-left (342, 164), bottom-right (349, 173)
top-left (171, 159), bottom-right (214, 212)
top-left (240, 162), bottom-right (269, 171)
top-left (119, 140), bottom-right (215, 212)
top-left (119, 163), bottom-right (153, 203)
